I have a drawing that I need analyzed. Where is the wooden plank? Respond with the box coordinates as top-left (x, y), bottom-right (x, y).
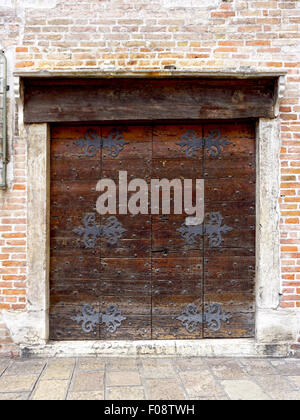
top-left (152, 158), bottom-right (203, 181)
top-left (102, 125), bottom-right (152, 159)
top-left (50, 282), bottom-right (105, 304)
top-left (152, 214), bottom-right (203, 257)
top-left (203, 121), bottom-right (256, 339)
top-left (151, 124), bottom-right (204, 339)
top-left (98, 296), bottom-right (151, 340)
top-left (205, 179), bottom-right (256, 203)
top-left (203, 123), bottom-right (255, 178)
top-left (102, 159), bottom-right (152, 184)
top-left (204, 122), bottom-right (255, 157)
top-left (51, 125), bottom-right (102, 140)
top-left (51, 179), bottom-right (99, 210)
top-left (49, 304), bottom-right (100, 341)
top-left (50, 254), bottom-right (102, 281)
top-left (50, 278), bottom-right (151, 299)
top-left (51, 126), bottom-right (102, 181)
top-left (100, 258), bottom-right (151, 281)
top-left (51, 158), bottom-right (101, 181)
top-left (205, 201), bottom-right (256, 257)
top-left (203, 209), bottom-right (255, 252)
top-left (205, 256), bottom-right (255, 280)
top-left (24, 78), bottom-right (276, 123)
top-left (100, 215), bottom-right (151, 258)
top-left (50, 125), bottom-right (102, 340)
top-left (152, 257), bottom-right (203, 297)
top-left (153, 124), bottom-right (203, 160)
top-left (152, 296), bottom-right (203, 340)
top-left (204, 158), bottom-right (255, 179)
top-left (203, 293), bottom-right (255, 339)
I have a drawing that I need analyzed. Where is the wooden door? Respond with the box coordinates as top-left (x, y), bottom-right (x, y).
top-left (49, 122), bottom-right (255, 341)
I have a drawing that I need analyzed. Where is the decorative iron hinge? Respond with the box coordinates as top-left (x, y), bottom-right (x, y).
top-left (177, 303), bottom-right (232, 333)
top-left (74, 128), bottom-right (129, 157)
top-left (177, 129), bottom-right (231, 158)
top-left (177, 211), bottom-right (232, 247)
top-left (72, 304), bottom-right (127, 334)
top-left (73, 213), bottom-right (126, 248)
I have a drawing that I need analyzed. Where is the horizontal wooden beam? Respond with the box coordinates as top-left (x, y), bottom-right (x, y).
top-left (16, 69), bottom-right (287, 79)
top-left (23, 77), bottom-right (276, 123)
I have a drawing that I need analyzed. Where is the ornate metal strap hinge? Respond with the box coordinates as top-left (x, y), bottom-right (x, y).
top-left (177, 129), bottom-right (231, 158)
top-left (177, 211), bottom-right (232, 247)
top-left (73, 213), bottom-right (126, 247)
top-left (72, 304), bottom-right (126, 334)
top-left (177, 303), bottom-right (232, 333)
top-left (74, 128), bottom-right (129, 157)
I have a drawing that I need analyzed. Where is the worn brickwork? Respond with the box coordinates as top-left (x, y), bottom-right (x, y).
top-left (0, 0), bottom-right (299, 355)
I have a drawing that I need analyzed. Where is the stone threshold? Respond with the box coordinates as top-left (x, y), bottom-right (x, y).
top-left (20, 339), bottom-right (292, 359)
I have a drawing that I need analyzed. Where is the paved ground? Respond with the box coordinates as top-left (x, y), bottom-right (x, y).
top-left (0, 357), bottom-right (299, 400)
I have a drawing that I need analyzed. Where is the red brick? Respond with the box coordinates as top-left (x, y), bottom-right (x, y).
top-left (16, 47), bottom-right (28, 52)
top-left (246, 40), bottom-right (271, 46)
top-left (2, 261), bottom-right (26, 267)
top-left (15, 61), bottom-right (34, 68)
top-left (12, 184), bottom-right (26, 191)
top-left (2, 276), bottom-right (26, 281)
top-left (286, 218), bottom-right (299, 224)
top-left (281, 302), bottom-right (295, 308)
top-left (211, 12), bottom-right (235, 18)
top-left (2, 290), bottom-right (26, 296)
top-left (11, 304), bottom-right (26, 310)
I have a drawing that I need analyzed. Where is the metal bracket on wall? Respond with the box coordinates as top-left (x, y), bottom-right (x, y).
top-left (72, 304), bottom-right (127, 334)
top-left (74, 128), bottom-right (129, 157)
top-left (177, 303), bottom-right (232, 333)
top-left (73, 213), bottom-right (127, 247)
top-left (177, 212), bottom-right (233, 247)
top-left (0, 51), bottom-right (7, 190)
top-left (176, 129), bottom-right (232, 158)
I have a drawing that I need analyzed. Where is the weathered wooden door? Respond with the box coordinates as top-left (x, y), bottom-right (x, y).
top-left (49, 122), bottom-right (255, 340)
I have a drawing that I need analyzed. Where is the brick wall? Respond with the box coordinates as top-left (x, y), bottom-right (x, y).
top-left (0, 0), bottom-right (300, 355)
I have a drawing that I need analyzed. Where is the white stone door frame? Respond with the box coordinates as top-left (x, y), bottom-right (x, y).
top-left (4, 70), bottom-right (300, 357)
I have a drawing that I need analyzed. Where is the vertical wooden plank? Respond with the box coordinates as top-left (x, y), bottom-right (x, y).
top-left (152, 124), bottom-right (204, 339)
top-left (99, 125), bottom-right (153, 340)
top-left (50, 125), bottom-right (102, 340)
top-left (203, 122), bottom-right (256, 339)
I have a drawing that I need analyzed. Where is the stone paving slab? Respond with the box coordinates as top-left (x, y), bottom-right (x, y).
top-left (107, 370), bottom-right (141, 387)
top-left (3, 360), bottom-right (46, 376)
top-left (0, 392), bottom-right (29, 400)
top-left (145, 378), bottom-right (186, 400)
top-left (240, 359), bottom-right (278, 376)
top-left (68, 391), bottom-right (104, 400)
top-left (107, 387), bottom-right (145, 400)
top-left (270, 360), bottom-right (300, 376)
top-left (71, 371), bottom-right (104, 392)
top-left (179, 369), bottom-right (225, 398)
top-left (0, 360), bottom-right (10, 376)
top-left (221, 380), bottom-right (271, 400)
top-left (32, 379), bottom-right (69, 400)
top-left (0, 374), bottom-right (38, 393)
top-left (0, 357), bottom-right (298, 400)
top-left (207, 359), bottom-right (249, 380)
top-left (41, 358), bottom-right (74, 380)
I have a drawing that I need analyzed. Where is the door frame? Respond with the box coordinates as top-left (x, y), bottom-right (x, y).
top-left (4, 70), bottom-right (300, 357)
